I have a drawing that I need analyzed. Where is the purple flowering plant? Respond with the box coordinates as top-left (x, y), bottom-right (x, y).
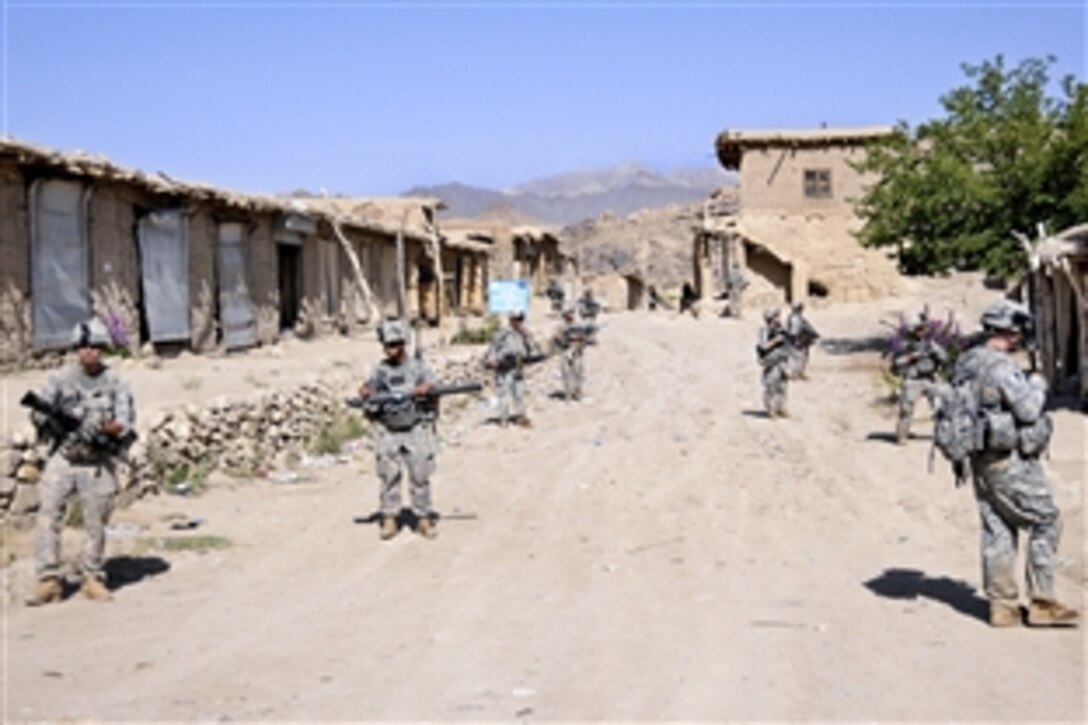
top-left (886, 304), bottom-right (971, 361)
top-left (104, 312), bottom-right (132, 353)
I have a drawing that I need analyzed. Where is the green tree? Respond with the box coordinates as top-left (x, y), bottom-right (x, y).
top-left (854, 56), bottom-right (1086, 278)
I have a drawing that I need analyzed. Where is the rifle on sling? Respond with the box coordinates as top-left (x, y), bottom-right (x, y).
top-left (20, 390), bottom-right (136, 456)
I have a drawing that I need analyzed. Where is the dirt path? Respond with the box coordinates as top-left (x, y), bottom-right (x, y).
top-left (3, 309), bottom-right (1084, 721)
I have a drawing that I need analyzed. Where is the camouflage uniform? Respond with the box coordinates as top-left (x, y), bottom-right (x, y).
top-left (786, 306), bottom-right (819, 379)
top-left (487, 325), bottom-right (539, 424)
top-left (578, 293), bottom-right (601, 323)
top-left (34, 364), bottom-right (134, 584)
top-left (365, 357), bottom-right (438, 517)
top-left (757, 314), bottom-right (790, 416)
top-left (552, 319), bottom-right (586, 401)
top-left (545, 280), bottom-right (565, 313)
top-left (957, 345), bottom-right (1062, 605)
top-left (892, 336), bottom-right (947, 443)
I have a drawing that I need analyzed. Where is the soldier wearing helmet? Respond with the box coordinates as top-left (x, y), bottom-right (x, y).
top-left (890, 314), bottom-right (948, 444)
top-left (756, 307), bottom-right (791, 418)
top-left (26, 318), bottom-right (135, 606)
top-left (359, 319), bottom-right (439, 540)
top-left (786, 301), bottom-right (820, 380)
top-left (551, 308), bottom-right (588, 402)
top-left (485, 311), bottom-right (542, 427)
top-left (950, 299), bottom-right (1078, 627)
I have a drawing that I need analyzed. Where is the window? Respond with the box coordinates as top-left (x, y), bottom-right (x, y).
top-left (804, 169), bottom-right (832, 199)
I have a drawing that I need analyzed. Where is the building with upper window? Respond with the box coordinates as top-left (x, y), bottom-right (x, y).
top-left (696, 126), bottom-right (903, 308)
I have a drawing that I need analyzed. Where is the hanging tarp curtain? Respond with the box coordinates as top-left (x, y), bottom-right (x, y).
top-left (217, 222), bottom-right (258, 350)
top-left (138, 210), bottom-right (190, 342)
top-left (32, 179), bottom-right (91, 349)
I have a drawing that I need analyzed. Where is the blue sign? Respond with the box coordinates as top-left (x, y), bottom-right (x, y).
top-left (488, 279), bottom-right (531, 316)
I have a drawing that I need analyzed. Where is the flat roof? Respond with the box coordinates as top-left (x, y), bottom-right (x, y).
top-left (715, 126), bottom-right (896, 170)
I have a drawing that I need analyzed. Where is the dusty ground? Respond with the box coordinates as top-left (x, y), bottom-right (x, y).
top-left (1, 276), bottom-right (1085, 721)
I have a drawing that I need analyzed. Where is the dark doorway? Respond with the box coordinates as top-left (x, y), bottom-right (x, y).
top-left (278, 243), bottom-right (302, 330)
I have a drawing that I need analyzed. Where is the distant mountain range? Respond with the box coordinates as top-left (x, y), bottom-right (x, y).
top-left (403, 163), bottom-right (735, 226)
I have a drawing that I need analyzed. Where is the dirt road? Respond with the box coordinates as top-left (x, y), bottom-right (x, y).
top-left (3, 308), bottom-right (1084, 721)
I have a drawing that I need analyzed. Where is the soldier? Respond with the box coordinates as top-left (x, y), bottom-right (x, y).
top-left (646, 285), bottom-right (663, 311)
top-left (545, 278), bottom-right (565, 314)
top-left (786, 302), bottom-right (820, 380)
top-left (358, 320), bottom-right (439, 541)
top-left (551, 308), bottom-right (587, 401)
top-left (485, 311), bottom-right (542, 427)
top-left (578, 289), bottom-right (601, 323)
top-left (679, 282), bottom-right (699, 318)
top-left (756, 308), bottom-right (791, 418)
top-left (725, 265), bottom-right (748, 319)
top-left (26, 319), bottom-right (135, 606)
top-left (954, 300), bottom-right (1077, 627)
top-left (892, 318), bottom-right (947, 444)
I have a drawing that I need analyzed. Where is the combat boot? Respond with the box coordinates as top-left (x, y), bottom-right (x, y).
top-left (416, 517), bottom-right (438, 540)
top-left (515, 416), bottom-right (533, 428)
top-left (379, 515), bottom-right (399, 541)
top-left (81, 576), bottom-right (112, 602)
top-left (989, 599), bottom-right (1020, 627)
top-left (1027, 599), bottom-right (1079, 627)
top-left (25, 577), bottom-right (63, 607)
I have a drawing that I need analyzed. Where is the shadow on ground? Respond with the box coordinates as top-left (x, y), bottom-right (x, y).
top-left (864, 567), bottom-right (988, 623)
top-left (104, 556), bottom-right (171, 592)
top-left (820, 336), bottom-right (888, 356)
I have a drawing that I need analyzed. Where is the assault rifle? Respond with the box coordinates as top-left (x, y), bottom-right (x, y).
top-left (563, 323), bottom-right (598, 345)
top-left (493, 352), bottom-right (549, 374)
top-left (1013, 309), bottom-right (1040, 373)
top-left (20, 390), bottom-right (136, 456)
top-left (757, 331), bottom-right (791, 367)
top-left (345, 382), bottom-right (484, 415)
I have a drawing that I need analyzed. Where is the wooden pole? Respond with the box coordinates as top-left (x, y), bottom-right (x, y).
top-left (331, 221), bottom-right (378, 325)
top-left (396, 212), bottom-right (407, 320)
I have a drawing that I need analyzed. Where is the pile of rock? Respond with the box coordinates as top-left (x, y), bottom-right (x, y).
top-left (1, 432), bottom-right (48, 517)
top-left (126, 381), bottom-right (353, 494)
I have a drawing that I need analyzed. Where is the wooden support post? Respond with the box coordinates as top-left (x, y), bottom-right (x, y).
top-left (396, 213), bottom-right (407, 320)
top-left (331, 222), bottom-right (378, 325)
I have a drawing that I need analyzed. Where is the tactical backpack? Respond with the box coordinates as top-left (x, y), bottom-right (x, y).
top-left (930, 375), bottom-right (983, 482)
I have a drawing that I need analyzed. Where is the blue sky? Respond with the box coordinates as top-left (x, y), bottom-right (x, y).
top-left (1, 0), bottom-right (1084, 195)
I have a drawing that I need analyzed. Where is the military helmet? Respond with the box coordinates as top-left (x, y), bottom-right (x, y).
top-left (71, 318), bottom-right (111, 349)
top-left (980, 299), bottom-right (1032, 333)
top-left (378, 319), bottom-right (409, 345)
top-left (510, 311), bottom-right (526, 322)
top-left (763, 308), bottom-right (780, 322)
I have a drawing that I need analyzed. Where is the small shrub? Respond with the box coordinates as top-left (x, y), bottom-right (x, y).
top-left (451, 316), bottom-right (500, 345)
top-left (155, 455), bottom-right (216, 495)
top-left (180, 376), bottom-right (203, 393)
top-left (307, 412), bottom-right (367, 455)
top-left (244, 372), bottom-right (270, 389)
top-left (137, 535), bottom-right (232, 553)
